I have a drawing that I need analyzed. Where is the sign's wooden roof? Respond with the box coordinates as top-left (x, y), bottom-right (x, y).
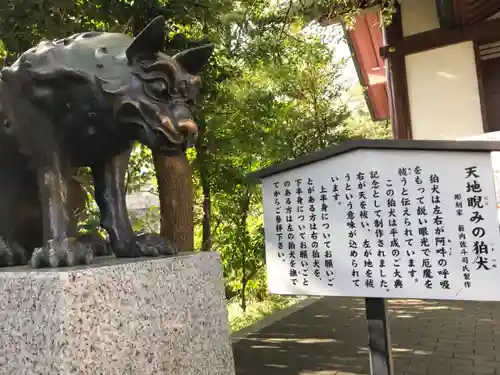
top-left (248, 139), bottom-right (500, 180)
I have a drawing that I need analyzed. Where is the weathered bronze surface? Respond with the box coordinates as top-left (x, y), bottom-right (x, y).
top-left (0, 16), bottom-right (213, 268)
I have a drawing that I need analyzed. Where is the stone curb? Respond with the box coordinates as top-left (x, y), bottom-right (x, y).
top-left (231, 296), bottom-right (323, 343)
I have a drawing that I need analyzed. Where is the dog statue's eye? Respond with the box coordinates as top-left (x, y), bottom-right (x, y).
top-left (150, 81), bottom-right (168, 97)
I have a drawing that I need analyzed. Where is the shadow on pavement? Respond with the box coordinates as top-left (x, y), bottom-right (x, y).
top-left (232, 297), bottom-right (500, 375)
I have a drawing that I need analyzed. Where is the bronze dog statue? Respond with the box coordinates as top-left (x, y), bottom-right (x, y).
top-left (0, 16), bottom-right (213, 268)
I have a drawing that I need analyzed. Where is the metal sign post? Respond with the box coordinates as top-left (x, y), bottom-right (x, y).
top-left (365, 298), bottom-right (393, 375)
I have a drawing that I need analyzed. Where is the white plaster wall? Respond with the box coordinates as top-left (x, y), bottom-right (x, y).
top-left (405, 41), bottom-right (484, 140)
top-left (401, 0), bottom-right (440, 36)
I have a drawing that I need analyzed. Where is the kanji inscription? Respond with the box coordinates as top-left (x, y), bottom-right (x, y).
top-left (262, 149), bottom-right (500, 301)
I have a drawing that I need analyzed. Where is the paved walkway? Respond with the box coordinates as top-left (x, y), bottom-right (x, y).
top-left (232, 297), bottom-right (500, 375)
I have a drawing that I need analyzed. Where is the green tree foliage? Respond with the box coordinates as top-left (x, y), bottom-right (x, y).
top-left (0, 0), bottom-right (391, 311)
top-left (282, 0), bottom-right (398, 27)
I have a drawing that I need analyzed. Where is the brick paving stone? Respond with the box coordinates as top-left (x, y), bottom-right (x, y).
top-left (233, 297), bottom-right (500, 375)
top-left (453, 365), bottom-right (496, 374)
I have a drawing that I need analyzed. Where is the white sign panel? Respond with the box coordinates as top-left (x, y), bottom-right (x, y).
top-left (262, 149), bottom-right (500, 301)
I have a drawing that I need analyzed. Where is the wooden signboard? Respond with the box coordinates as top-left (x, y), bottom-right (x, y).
top-left (248, 139), bottom-right (500, 375)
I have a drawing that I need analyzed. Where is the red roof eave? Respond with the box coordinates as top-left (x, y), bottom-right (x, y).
top-left (346, 11), bottom-right (390, 121)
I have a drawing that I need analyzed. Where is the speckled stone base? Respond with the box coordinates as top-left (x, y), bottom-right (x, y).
top-left (0, 252), bottom-right (235, 375)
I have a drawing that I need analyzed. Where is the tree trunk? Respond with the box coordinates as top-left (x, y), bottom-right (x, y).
top-left (153, 152), bottom-right (194, 252)
top-left (239, 192), bottom-right (251, 313)
top-left (69, 176), bottom-right (88, 222)
top-left (241, 254), bottom-right (247, 312)
top-left (201, 172), bottom-right (212, 251)
top-left (194, 115), bottom-right (211, 252)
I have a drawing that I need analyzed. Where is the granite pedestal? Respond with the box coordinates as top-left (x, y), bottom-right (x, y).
top-left (0, 252), bottom-right (235, 375)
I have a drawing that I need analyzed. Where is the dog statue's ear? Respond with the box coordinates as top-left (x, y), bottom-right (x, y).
top-left (174, 44), bottom-right (214, 75)
top-left (126, 16), bottom-right (167, 63)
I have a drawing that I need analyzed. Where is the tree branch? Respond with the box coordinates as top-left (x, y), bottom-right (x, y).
top-left (279, 0), bottom-right (294, 42)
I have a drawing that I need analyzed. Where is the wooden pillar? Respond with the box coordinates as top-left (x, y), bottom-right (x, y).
top-left (153, 152), bottom-right (194, 252)
top-left (382, 5), bottom-right (412, 140)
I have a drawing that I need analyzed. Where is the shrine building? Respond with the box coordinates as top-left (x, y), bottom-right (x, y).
top-left (325, 0), bottom-right (500, 141)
